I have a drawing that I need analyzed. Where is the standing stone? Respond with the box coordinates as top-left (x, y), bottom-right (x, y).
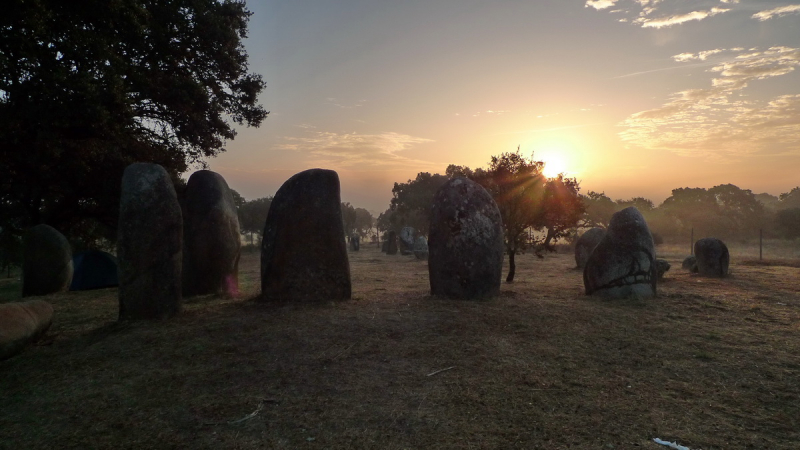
top-left (682, 255), bottom-right (699, 273)
top-left (260, 169), bottom-right (351, 302)
top-left (583, 207), bottom-right (657, 299)
top-left (70, 250), bottom-right (118, 291)
top-left (414, 236), bottom-right (429, 260)
top-left (381, 240), bottom-right (389, 253)
top-left (22, 224), bottom-right (73, 297)
top-left (349, 234), bottom-right (360, 251)
top-left (386, 231), bottom-right (398, 255)
top-left (182, 170), bottom-right (241, 297)
top-left (655, 259), bottom-right (671, 281)
top-left (118, 163), bottom-right (182, 320)
top-left (574, 227), bottom-right (605, 269)
top-left (428, 178), bottom-right (504, 299)
top-left (694, 238), bottom-right (729, 277)
top-left (399, 226), bottom-right (415, 255)
top-left (0, 300), bottom-right (54, 360)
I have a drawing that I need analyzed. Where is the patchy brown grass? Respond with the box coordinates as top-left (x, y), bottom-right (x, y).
top-left (1, 245), bottom-right (799, 449)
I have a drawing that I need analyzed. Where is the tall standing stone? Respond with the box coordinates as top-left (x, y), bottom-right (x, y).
top-left (414, 236), bottom-right (429, 260)
top-left (118, 163), bottom-right (182, 320)
top-left (386, 231), bottom-right (398, 255)
top-left (260, 169), bottom-right (351, 302)
top-left (428, 178), bottom-right (504, 299)
top-left (22, 224), bottom-right (73, 297)
top-left (399, 226), bottom-right (415, 255)
top-left (349, 234), bottom-right (360, 252)
top-left (583, 207), bottom-right (657, 299)
top-left (574, 227), bottom-right (605, 269)
top-left (694, 238), bottom-right (729, 277)
top-left (182, 170), bottom-right (241, 297)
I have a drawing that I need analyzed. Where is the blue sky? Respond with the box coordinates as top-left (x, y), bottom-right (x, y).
top-left (205, 0), bottom-right (800, 213)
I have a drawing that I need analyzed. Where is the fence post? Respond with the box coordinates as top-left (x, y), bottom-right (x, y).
top-left (760, 228), bottom-right (763, 260)
top-left (690, 228), bottom-right (694, 255)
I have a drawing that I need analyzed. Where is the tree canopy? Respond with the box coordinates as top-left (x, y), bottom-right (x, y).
top-left (0, 0), bottom-right (267, 242)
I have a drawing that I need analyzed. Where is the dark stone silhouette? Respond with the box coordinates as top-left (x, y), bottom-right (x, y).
top-left (694, 238), bottom-right (729, 277)
top-left (399, 226), bottom-right (415, 255)
top-left (0, 300), bottom-right (53, 360)
top-left (428, 178), bottom-right (504, 299)
top-left (656, 259), bottom-right (671, 281)
top-left (583, 207), bottom-right (657, 299)
top-left (350, 234), bottom-right (360, 251)
top-left (574, 227), bottom-right (605, 269)
top-left (387, 231), bottom-right (398, 255)
top-left (70, 250), bottom-right (118, 291)
top-left (260, 169), bottom-right (351, 302)
top-left (381, 240), bottom-right (389, 253)
top-left (414, 236), bottom-right (429, 260)
top-left (182, 170), bottom-right (241, 297)
top-left (682, 255), bottom-right (699, 273)
top-left (22, 224), bottom-right (73, 297)
top-left (118, 163), bottom-right (182, 320)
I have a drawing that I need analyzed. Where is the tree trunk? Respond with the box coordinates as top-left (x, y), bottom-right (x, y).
top-left (506, 250), bottom-right (516, 283)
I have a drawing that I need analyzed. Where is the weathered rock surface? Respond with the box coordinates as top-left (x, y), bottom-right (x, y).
top-left (260, 169), bottom-right (351, 302)
top-left (682, 255), bottom-right (698, 273)
top-left (583, 207), bottom-right (657, 299)
top-left (118, 163), bottom-right (182, 320)
top-left (386, 231), bottom-right (398, 255)
top-left (694, 238), bottom-right (729, 277)
top-left (399, 226), bottom-right (415, 255)
top-left (0, 300), bottom-right (54, 360)
top-left (656, 259), bottom-right (671, 281)
top-left (414, 236), bottom-right (429, 260)
top-left (574, 227), bottom-right (605, 269)
top-left (22, 224), bottom-right (73, 297)
top-left (182, 170), bottom-right (241, 297)
top-left (350, 234), bottom-right (360, 252)
top-left (428, 178), bottom-right (504, 299)
top-left (70, 250), bottom-right (118, 291)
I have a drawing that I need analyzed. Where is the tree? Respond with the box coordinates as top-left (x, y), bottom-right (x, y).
top-left (776, 208), bottom-right (800, 239)
top-left (469, 150), bottom-right (546, 283)
top-left (779, 187), bottom-right (800, 209)
top-left (0, 0), bottom-right (267, 243)
top-left (616, 197), bottom-right (654, 212)
top-left (580, 191), bottom-right (616, 227)
top-left (341, 202), bottom-right (357, 237)
top-left (388, 172), bottom-right (449, 236)
top-left (540, 175), bottom-right (585, 248)
top-left (238, 196), bottom-right (272, 244)
top-left (353, 208), bottom-right (374, 238)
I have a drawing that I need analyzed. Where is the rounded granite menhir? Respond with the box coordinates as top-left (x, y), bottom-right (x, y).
top-left (583, 207), bottom-right (657, 299)
top-left (694, 237), bottom-right (729, 277)
top-left (0, 300), bottom-right (54, 360)
top-left (118, 163), bottom-right (182, 320)
top-left (22, 224), bottom-right (73, 297)
top-left (182, 170), bottom-right (241, 297)
top-left (428, 177), bottom-right (504, 299)
top-left (260, 168), bottom-right (351, 302)
top-left (574, 227), bottom-right (605, 269)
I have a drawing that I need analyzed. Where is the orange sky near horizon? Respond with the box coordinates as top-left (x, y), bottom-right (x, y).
top-left (195, 1), bottom-right (800, 213)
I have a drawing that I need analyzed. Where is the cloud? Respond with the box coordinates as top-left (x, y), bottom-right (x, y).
top-left (752, 4), bottom-right (800, 21)
top-left (636, 7), bottom-right (729, 28)
top-left (277, 130), bottom-right (435, 167)
top-left (619, 47), bottom-right (800, 159)
top-left (672, 49), bottom-right (725, 62)
top-left (586, 0), bottom-right (619, 10)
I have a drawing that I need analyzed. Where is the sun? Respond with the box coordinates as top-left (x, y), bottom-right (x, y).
top-left (538, 150), bottom-right (569, 179)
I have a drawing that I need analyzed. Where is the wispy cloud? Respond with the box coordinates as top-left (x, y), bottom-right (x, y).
top-left (325, 97), bottom-right (366, 109)
top-left (752, 4), bottom-right (800, 21)
top-left (277, 130), bottom-right (435, 167)
top-left (619, 47), bottom-right (800, 159)
top-left (586, 0), bottom-right (792, 27)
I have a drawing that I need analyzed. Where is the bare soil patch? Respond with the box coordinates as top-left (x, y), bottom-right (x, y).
top-left (1, 246), bottom-right (799, 449)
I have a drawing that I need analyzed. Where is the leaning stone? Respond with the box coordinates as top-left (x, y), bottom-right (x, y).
top-left (118, 163), bottom-right (182, 320)
top-left (22, 224), bottom-right (73, 297)
top-left (386, 231), bottom-right (398, 255)
top-left (428, 178), bottom-right (504, 299)
top-left (70, 250), bottom-right (118, 291)
top-left (414, 236), bottom-right (429, 260)
top-left (583, 207), bottom-right (657, 299)
top-left (260, 169), bottom-right (351, 302)
top-left (682, 255), bottom-right (698, 273)
top-left (574, 227), bottom-right (605, 269)
top-left (655, 259), bottom-right (671, 281)
top-left (694, 238), bottom-right (729, 277)
top-left (182, 170), bottom-right (241, 297)
top-left (0, 300), bottom-right (54, 360)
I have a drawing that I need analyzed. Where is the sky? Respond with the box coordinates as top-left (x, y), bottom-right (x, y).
top-left (204, 0), bottom-right (800, 213)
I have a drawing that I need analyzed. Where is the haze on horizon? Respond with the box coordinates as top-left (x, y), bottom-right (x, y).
top-left (203, 0), bottom-right (800, 213)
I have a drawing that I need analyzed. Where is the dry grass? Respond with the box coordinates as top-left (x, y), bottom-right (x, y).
top-left (1, 244), bottom-right (799, 449)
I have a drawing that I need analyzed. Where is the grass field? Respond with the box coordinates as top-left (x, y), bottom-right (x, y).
top-left (1, 244), bottom-right (799, 449)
